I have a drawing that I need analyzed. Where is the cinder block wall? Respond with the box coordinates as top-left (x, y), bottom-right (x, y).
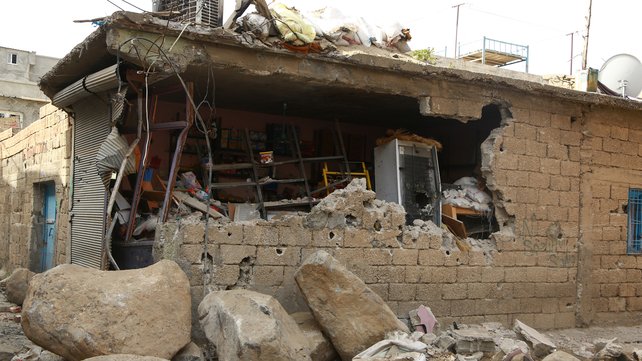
top-left (580, 107), bottom-right (642, 325)
top-left (0, 104), bottom-right (72, 271)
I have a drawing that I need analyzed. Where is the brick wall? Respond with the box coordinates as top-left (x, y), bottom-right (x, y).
top-left (580, 107), bottom-right (642, 325)
top-left (0, 104), bottom-right (72, 271)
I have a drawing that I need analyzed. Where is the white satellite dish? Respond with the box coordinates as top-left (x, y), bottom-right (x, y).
top-left (598, 54), bottom-right (642, 98)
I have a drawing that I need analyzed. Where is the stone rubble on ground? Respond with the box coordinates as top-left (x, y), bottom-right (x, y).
top-left (540, 350), bottom-right (581, 361)
top-left (9, 346), bottom-right (64, 361)
top-left (170, 342), bottom-right (204, 361)
top-left (83, 355), bottom-right (170, 361)
top-left (295, 250), bottom-right (409, 361)
top-left (21, 261), bottom-right (191, 361)
top-left (3, 238), bottom-right (639, 361)
top-left (1, 269), bottom-right (34, 306)
top-left (198, 289), bottom-right (312, 361)
top-left (291, 312), bottom-right (340, 361)
top-left (594, 338), bottom-right (623, 360)
top-left (514, 320), bottom-right (557, 358)
top-left (450, 325), bottom-right (496, 354)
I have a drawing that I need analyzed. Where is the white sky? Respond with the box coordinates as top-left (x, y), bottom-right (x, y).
top-left (2, 0), bottom-right (641, 75)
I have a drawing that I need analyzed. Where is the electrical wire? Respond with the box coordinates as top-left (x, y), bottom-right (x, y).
top-left (116, 36), bottom-right (215, 289)
top-left (106, 0), bottom-right (125, 11)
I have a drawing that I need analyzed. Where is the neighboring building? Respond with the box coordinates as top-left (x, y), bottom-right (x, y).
top-left (0, 46), bottom-right (59, 128)
top-left (1, 10), bottom-right (642, 333)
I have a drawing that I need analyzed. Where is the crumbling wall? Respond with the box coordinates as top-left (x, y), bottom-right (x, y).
top-left (157, 176), bottom-right (578, 331)
top-left (0, 104), bottom-right (72, 271)
top-left (578, 106), bottom-right (642, 326)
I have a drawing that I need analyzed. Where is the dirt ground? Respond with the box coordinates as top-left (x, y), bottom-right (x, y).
top-left (2, 285), bottom-right (642, 361)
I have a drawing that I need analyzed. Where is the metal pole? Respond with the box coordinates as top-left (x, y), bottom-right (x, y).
top-left (567, 32), bottom-right (574, 75)
top-left (453, 3), bottom-right (464, 58)
top-left (482, 36), bottom-right (486, 65)
top-left (582, 0), bottom-right (592, 70)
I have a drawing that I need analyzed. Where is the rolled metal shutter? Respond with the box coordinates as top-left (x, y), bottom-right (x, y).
top-left (70, 97), bottom-right (110, 269)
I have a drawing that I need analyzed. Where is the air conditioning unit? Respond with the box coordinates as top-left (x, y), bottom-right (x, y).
top-left (374, 139), bottom-right (442, 225)
top-left (152, 0), bottom-right (223, 28)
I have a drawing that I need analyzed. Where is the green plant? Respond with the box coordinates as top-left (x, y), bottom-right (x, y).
top-left (410, 48), bottom-right (437, 64)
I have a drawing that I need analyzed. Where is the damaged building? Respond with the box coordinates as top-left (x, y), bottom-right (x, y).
top-left (1, 5), bottom-right (642, 334)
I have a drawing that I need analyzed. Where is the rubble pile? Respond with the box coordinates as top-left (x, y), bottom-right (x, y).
top-left (2, 252), bottom-right (639, 361)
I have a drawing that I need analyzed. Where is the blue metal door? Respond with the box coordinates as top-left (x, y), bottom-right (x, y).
top-left (41, 183), bottom-right (56, 271)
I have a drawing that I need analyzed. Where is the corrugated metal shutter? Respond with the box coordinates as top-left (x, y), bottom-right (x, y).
top-left (71, 97), bottom-right (110, 269)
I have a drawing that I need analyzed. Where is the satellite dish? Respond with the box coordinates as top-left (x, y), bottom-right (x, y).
top-left (598, 53), bottom-right (642, 98)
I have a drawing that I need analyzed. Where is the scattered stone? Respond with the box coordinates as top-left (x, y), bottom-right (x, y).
top-left (420, 333), bottom-right (437, 346)
top-left (504, 350), bottom-right (533, 361)
top-left (498, 338), bottom-right (530, 355)
top-left (435, 334), bottom-right (456, 351)
top-left (198, 289), bottom-right (311, 361)
top-left (291, 312), bottom-right (339, 361)
top-left (513, 320), bottom-right (556, 358)
top-left (409, 305), bottom-right (439, 334)
top-left (541, 351), bottom-right (581, 361)
top-left (21, 260), bottom-right (191, 361)
top-left (633, 350), bottom-right (642, 361)
top-left (84, 355), bottom-right (169, 361)
top-left (8, 346), bottom-right (64, 361)
top-left (594, 338), bottom-right (623, 360)
top-left (295, 251), bottom-right (409, 361)
top-left (451, 326), bottom-right (495, 354)
top-left (171, 342), bottom-right (204, 361)
top-left (456, 352), bottom-right (484, 361)
top-left (4, 268), bottom-right (34, 305)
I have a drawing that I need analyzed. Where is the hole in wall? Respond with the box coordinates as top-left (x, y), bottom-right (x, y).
top-left (227, 232), bottom-right (232, 237)
top-left (275, 248), bottom-right (284, 255)
top-left (346, 214), bottom-right (357, 226)
top-left (374, 220), bottom-right (382, 231)
top-left (201, 251), bottom-right (213, 263)
top-left (329, 231), bottom-right (335, 239)
top-left (445, 250), bottom-right (451, 256)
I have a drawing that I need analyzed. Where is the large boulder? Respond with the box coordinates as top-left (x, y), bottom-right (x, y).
top-left (295, 251), bottom-right (409, 361)
top-left (4, 268), bottom-right (35, 305)
top-left (21, 260), bottom-right (191, 361)
top-left (291, 312), bottom-right (338, 361)
top-left (198, 289), bottom-right (311, 361)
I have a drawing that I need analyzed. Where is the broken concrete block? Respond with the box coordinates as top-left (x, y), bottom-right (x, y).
top-left (513, 320), bottom-right (556, 358)
top-left (498, 338), bottom-right (530, 355)
top-left (435, 334), bottom-right (457, 351)
top-left (171, 342), bottom-right (204, 361)
top-left (451, 326), bottom-right (496, 354)
top-left (84, 356), bottom-right (169, 361)
top-left (456, 352), bottom-right (484, 361)
top-left (541, 351), bottom-right (581, 361)
top-left (409, 305), bottom-right (439, 334)
top-left (4, 268), bottom-right (34, 305)
top-left (21, 261), bottom-right (191, 361)
top-left (420, 333), bottom-right (437, 346)
top-left (295, 250), bottom-right (409, 361)
top-left (291, 312), bottom-right (339, 361)
top-left (198, 289), bottom-right (311, 361)
top-left (594, 338), bottom-right (623, 360)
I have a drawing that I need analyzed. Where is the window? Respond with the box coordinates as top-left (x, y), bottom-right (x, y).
top-left (7, 53), bottom-right (17, 64)
top-left (628, 188), bottom-right (642, 254)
